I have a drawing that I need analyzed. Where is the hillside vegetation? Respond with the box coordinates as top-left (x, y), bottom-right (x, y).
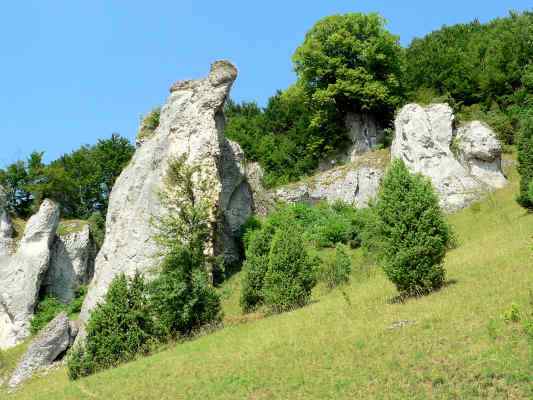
top-left (2, 157), bottom-right (531, 399)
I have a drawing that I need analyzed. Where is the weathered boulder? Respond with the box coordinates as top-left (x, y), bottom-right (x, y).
top-left (0, 187), bottom-right (14, 258)
top-left (244, 162), bottom-right (274, 216)
top-left (0, 200), bottom-right (60, 349)
top-left (455, 121), bottom-right (507, 189)
top-left (274, 150), bottom-right (388, 207)
top-left (42, 224), bottom-right (95, 304)
top-left (319, 112), bottom-right (384, 171)
top-left (79, 61), bottom-right (252, 326)
top-left (391, 103), bottom-right (506, 212)
top-left (8, 312), bottom-right (75, 387)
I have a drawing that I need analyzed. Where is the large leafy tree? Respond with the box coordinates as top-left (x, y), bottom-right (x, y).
top-left (292, 13), bottom-right (403, 118)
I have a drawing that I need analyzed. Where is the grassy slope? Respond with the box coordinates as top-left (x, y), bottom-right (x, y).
top-left (3, 163), bottom-right (532, 399)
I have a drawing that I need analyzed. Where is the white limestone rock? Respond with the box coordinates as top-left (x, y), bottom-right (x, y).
top-left (391, 103), bottom-right (507, 212)
top-left (8, 312), bottom-right (75, 387)
top-left (42, 224), bottom-right (95, 304)
top-left (79, 61), bottom-right (252, 326)
top-left (245, 162), bottom-right (273, 216)
top-left (0, 200), bottom-right (60, 349)
top-left (455, 121), bottom-right (507, 189)
top-left (274, 151), bottom-right (387, 208)
top-left (0, 187), bottom-right (14, 258)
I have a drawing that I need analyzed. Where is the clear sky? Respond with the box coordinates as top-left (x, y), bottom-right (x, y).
top-left (1, 0), bottom-right (531, 166)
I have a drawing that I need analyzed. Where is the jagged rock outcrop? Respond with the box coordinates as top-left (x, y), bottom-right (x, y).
top-left (391, 103), bottom-right (507, 212)
top-left (273, 150), bottom-right (388, 208)
top-left (8, 312), bottom-right (76, 387)
top-left (0, 200), bottom-right (60, 349)
top-left (319, 112), bottom-right (384, 171)
top-left (42, 224), bottom-right (95, 304)
top-left (79, 61), bottom-right (252, 326)
top-left (455, 121), bottom-right (507, 189)
top-left (0, 187), bottom-right (14, 258)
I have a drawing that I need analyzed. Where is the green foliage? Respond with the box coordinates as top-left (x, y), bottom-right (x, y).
top-left (88, 211), bottom-right (106, 250)
top-left (226, 13), bottom-right (402, 187)
top-left (137, 108), bottom-right (161, 142)
top-left (0, 134), bottom-right (134, 219)
top-left (239, 201), bottom-right (363, 312)
top-left (30, 297), bottom-right (66, 335)
top-left (405, 11), bottom-right (533, 144)
top-left (372, 160), bottom-right (451, 295)
top-left (263, 226), bottom-right (317, 313)
top-left (149, 246), bottom-right (221, 339)
top-left (320, 244), bottom-right (352, 289)
top-left (67, 273), bottom-right (156, 380)
top-left (30, 287), bottom-right (88, 335)
top-left (293, 13), bottom-right (403, 117)
top-left (517, 111), bottom-right (533, 209)
top-left (149, 156), bottom-right (221, 338)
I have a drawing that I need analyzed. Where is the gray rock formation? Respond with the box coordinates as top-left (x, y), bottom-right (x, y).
top-left (319, 112), bottom-right (384, 171)
top-left (455, 121), bottom-right (507, 189)
top-left (42, 224), bottom-right (95, 304)
top-left (79, 61), bottom-right (252, 326)
top-left (0, 200), bottom-right (60, 349)
top-left (0, 187), bottom-right (14, 258)
top-left (391, 103), bottom-right (507, 212)
top-left (244, 162), bottom-right (273, 216)
top-left (274, 150), bottom-right (388, 207)
top-left (8, 312), bottom-right (75, 387)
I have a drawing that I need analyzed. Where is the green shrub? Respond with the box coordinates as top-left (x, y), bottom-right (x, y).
top-left (240, 254), bottom-right (269, 312)
top-left (372, 160), bottom-right (451, 295)
top-left (67, 273), bottom-right (156, 380)
top-left (321, 244), bottom-right (352, 289)
top-left (263, 226), bottom-right (317, 312)
top-left (149, 156), bottom-right (221, 337)
top-left (137, 107), bottom-right (161, 142)
top-left (88, 211), bottom-right (105, 250)
top-left (30, 287), bottom-right (88, 334)
top-left (149, 247), bottom-right (221, 338)
top-left (30, 296), bottom-right (66, 335)
top-left (517, 112), bottom-right (533, 209)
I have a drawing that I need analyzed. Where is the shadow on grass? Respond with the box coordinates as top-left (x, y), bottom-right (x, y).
top-left (387, 279), bottom-right (458, 304)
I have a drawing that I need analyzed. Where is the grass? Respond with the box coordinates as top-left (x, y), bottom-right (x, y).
top-left (2, 163), bottom-right (532, 399)
top-left (56, 219), bottom-right (89, 237)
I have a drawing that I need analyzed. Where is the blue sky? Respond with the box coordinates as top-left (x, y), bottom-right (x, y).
top-left (1, 1), bottom-right (531, 166)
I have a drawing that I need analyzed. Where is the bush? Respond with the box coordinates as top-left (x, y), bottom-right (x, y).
top-left (67, 273), bottom-right (156, 380)
top-left (517, 112), bottom-right (533, 209)
top-left (263, 226), bottom-right (317, 312)
top-left (149, 247), bottom-right (221, 338)
top-left (372, 160), bottom-right (451, 295)
top-left (30, 287), bottom-right (88, 334)
top-left (240, 254), bottom-right (269, 312)
top-left (320, 244), bottom-right (352, 289)
top-left (149, 156), bottom-right (221, 337)
top-left (30, 296), bottom-right (66, 335)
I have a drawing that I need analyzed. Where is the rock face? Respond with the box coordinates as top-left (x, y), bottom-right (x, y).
top-left (391, 103), bottom-right (507, 212)
top-left (0, 187), bottom-right (14, 258)
top-left (8, 312), bottom-right (75, 387)
top-left (42, 224), bottom-right (95, 304)
top-left (0, 200), bottom-right (60, 349)
top-left (274, 150), bottom-right (388, 208)
top-left (319, 112), bottom-right (384, 171)
top-left (79, 61), bottom-right (252, 326)
top-left (244, 162), bottom-right (274, 216)
top-left (455, 121), bottom-right (507, 189)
